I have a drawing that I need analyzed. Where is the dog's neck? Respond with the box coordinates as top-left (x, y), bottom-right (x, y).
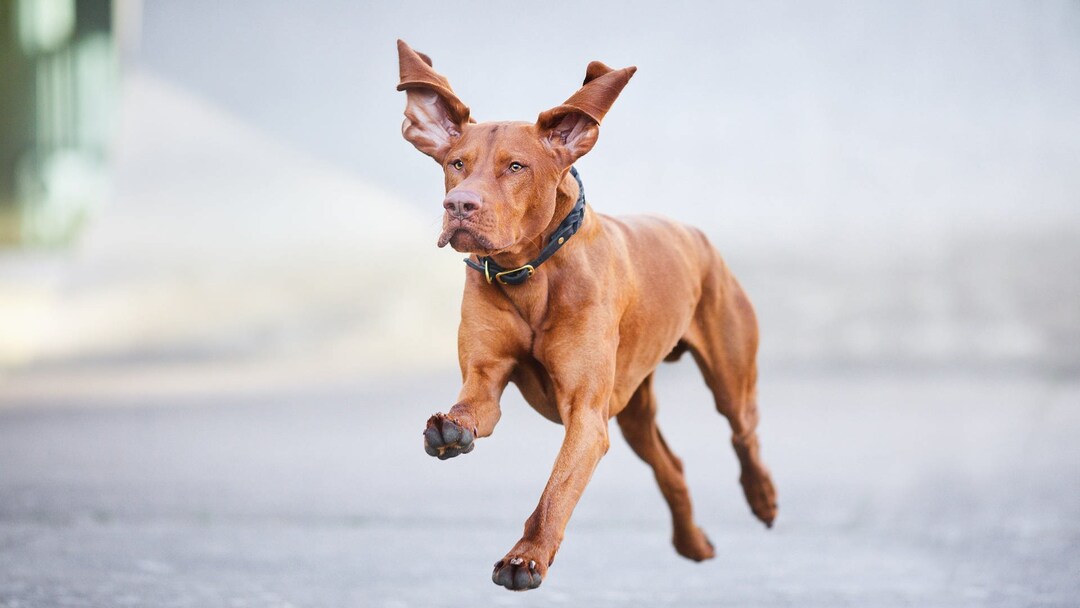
top-left (485, 171), bottom-right (596, 326)
top-left (488, 170), bottom-right (583, 270)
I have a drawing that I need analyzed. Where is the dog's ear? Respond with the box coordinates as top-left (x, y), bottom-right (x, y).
top-left (536, 61), bottom-right (636, 167)
top-left (397, 39), bottom-right (472, 163)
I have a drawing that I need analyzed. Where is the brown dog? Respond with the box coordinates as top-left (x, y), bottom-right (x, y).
top-left (396, 40), bottom-right (777, 591)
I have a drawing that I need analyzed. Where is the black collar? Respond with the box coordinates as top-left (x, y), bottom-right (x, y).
top-left (464, 166), bottom-right (586, 286)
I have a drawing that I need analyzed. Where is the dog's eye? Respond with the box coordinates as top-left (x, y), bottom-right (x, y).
top-left (509, 162), bottom-right (524, 173)
top-left (450, 159), bottom-right (464, 171)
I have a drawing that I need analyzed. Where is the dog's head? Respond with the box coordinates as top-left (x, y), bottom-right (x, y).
top-left (396, 40), bottom-right (635, 256)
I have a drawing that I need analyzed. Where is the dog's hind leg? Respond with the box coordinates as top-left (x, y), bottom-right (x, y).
top-left (684, 263), bottom-right (778, 527)
top-left (617, 374), bottom-right (715, 561)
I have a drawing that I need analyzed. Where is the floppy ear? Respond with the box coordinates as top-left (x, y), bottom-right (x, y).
top-left (536, 61), bottom-right (636, 167)
top-left (396, 39), bottom-right (472, 162)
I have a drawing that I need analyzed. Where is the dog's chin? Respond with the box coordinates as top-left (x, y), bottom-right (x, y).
top-left (438, 227), bottom-right (497, 254)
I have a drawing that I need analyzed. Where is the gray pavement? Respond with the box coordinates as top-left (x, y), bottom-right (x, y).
top-left (1, 366), bottom-right (1077, 607)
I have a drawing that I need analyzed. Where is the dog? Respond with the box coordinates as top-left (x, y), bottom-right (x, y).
top-left (396, 39), bottom-right (777, 591)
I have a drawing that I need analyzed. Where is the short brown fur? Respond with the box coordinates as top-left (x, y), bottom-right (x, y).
top-left (396, 40), bottom-right (777, 592)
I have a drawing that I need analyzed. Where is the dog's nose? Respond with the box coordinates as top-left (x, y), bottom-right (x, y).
top-left (443, 190), bottom-right (482, 219)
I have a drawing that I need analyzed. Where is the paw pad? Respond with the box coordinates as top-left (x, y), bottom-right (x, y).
top-left (492, 556), bottom-right (542, 590)
top-left (423, 413), bottom-right (476, 460)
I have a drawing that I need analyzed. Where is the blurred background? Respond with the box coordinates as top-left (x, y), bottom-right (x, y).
top-left (1, 0), bottom-right (1077, 398)
top-left (0, 1), bottom-right (1078, 606)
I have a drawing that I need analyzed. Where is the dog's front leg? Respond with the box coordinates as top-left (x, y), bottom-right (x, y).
top-left (491, 349), bottom-right (615, 591)
top-left (424, 358), bottom-right (514, 459)
top-left (424, 296), bottom-right (526, 459)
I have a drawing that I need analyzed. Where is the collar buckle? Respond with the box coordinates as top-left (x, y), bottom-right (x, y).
top-left (495, 265), bottom-right (535, 285)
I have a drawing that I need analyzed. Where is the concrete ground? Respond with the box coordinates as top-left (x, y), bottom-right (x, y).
top-left (1, 365), bottom-right (1077, 607)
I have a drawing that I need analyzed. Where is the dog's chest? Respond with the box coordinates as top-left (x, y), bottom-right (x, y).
top-left (510, 356), bottom-right (563, 425)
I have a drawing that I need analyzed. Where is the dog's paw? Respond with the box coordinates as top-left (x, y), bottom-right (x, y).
top-left (492, 555), bottom-right (543, 591)
top-left (423, 413), bottom-right (475, 460)
top-left (674, 526), bottom-right (716, 562)
top-left (741, 469), bottom-right (778, 527)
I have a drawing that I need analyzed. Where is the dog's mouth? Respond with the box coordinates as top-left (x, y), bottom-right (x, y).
top-left (437, 220), bottom-right (501, 254)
